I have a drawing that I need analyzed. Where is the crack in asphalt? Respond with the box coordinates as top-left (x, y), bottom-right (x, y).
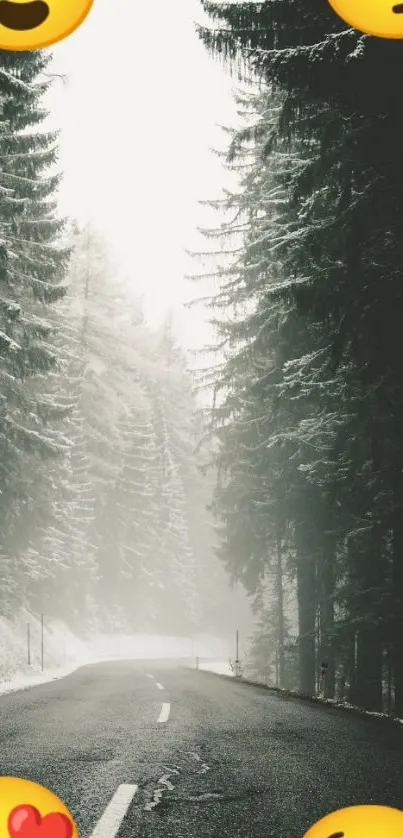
top-left (144, 766), bottom-right (180, 811)
top-left (143, 749), bottom-right (212, 812)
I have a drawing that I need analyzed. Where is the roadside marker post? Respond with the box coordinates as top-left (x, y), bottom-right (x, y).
top-left (41, 612), bottom-right (44, 671)
top-left (235, 629), bottom-right (242, 678)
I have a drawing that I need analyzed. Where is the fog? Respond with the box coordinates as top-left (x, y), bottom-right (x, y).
top-left (0, 5), bottom-right (401, 831)
top-left (45, 0), bottom-right (240, 350)
top-left (0, 0), bottom-right (269, 691)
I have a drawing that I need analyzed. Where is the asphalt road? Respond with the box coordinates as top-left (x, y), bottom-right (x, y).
top-left (0, 661), bottom-right (403, 838)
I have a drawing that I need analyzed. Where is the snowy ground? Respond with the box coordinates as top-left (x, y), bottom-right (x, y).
top-left (0, 657), bottom-right (235, 697)
top-left (197, 661), bottom-right (234, 676)
top-left (0, 663), bottom-right (89, 697)
top-left (0, 610), bottom-right (232, 696)
top-left (0, 614), bottom-right (399, 725)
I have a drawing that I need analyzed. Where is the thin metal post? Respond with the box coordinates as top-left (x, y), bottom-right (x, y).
top-left (41, 612), bottom-right (44, 672)
top-left (235, 629), bottom-right (241, 677)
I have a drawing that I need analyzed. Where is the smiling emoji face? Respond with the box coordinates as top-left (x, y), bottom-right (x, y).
top-left (328, 0), bottom-right (403, 37)
top-left (303, 805), bottom-right (403, 838)
top-left (0, 0), bottom-right (94, 49)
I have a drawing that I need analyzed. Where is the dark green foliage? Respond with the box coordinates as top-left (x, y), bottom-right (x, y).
top-left (198, 2), bottom-right (403, 712)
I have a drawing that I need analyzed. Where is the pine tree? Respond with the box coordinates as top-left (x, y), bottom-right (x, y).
top-left (0, 50), bottom-right (70, 612)
top-left (197, 0), bottom-right (403, 712)
top-left (145, 325), bottom-right (200, 634)
top-left (58, 228), bottom-right (216, 635)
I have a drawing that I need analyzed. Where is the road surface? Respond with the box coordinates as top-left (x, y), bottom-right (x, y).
top-left (0, 661), bottom-right (402, 838)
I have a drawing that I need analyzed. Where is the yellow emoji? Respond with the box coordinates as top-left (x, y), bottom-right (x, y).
top-left (328, 0), bottom-right (403, 38)
top-left (0, 0), bottom-right (93, 50)
top-left (0, 776), bottom-right (78, 838)
top-left (303, 804), bottom-right (403, 838)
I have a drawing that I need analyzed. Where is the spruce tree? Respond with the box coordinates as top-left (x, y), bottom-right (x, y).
top-left (198, 0), bottom-right (403, 712)
top-left (0, 50), bottom-right (70, 613)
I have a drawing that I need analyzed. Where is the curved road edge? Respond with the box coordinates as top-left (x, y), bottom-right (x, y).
top-left (185, 666), bottom-right (403, 729)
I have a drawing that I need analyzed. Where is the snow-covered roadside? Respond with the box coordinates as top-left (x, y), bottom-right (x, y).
top-left (197, 668), bottom-right (403, 726)
top-left (0, 614), bottom-right (232, 697)
top-left (0, 609), bottom-right (92, 696)
top-left (0, 656), bottom-right (235, 696)
top-left (0, 662), bottom-right (88, 697)
top-left (197, 661), bottom-right (234, 676)
top-left (0, 658), bottom-right (235, 699)
top-left (0, 611), bottom-right (85, 671)
top-left (308, 695), bottom-right (403, 725)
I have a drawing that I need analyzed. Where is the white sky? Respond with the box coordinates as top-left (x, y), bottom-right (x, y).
top-left (45, 0), bottom-right (241, 353)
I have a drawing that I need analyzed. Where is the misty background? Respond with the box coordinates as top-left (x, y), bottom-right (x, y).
top-left (0, 0), bottom-right (257, 684)
top-left (46, 0), bottom-right (237, 346)
top-left (2, 0), bottom-right (398, 717)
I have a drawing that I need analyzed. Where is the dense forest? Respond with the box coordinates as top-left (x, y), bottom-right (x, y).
top-left (0, 47), bottom-right (246, 647)
top-left (1, 1), bottom-right (402, 717)
top-left (195, 0), bottom-right (403, 714)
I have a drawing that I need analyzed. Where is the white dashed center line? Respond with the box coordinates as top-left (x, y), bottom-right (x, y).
top-left (89, 784), bottom-right (138, 838)
top-left (157, 702), bottom-right (170, 723)
top-left (146, 673), bottom-right (154, 679)
top-left (155, 681), bottom-right (164, 690)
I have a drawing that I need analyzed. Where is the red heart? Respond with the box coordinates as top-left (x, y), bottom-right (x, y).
top-left (8, 805), bottom-right (73, 838)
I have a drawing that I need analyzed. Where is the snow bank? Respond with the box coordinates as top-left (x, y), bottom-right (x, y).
top-left (0, 664), bottom-right (90, 697)
top-left (198, 661), bottom-right (234, 676)
top-left (0, 610), bottom-right (91, 696)
top-left (0, 609), bottom-right (90, 683)
top-left (0, 615), bottom-right (231, 696)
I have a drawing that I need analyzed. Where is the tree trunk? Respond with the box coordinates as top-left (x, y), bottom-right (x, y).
top-left (392, 521), bottom-right (403, 716)
top-left (348, 521), bottom-right (384, 712)
top-left (297, 551), bottom-right (316, 695)
top-left (319, 540), bottom-right (336, 699)
top-left (394, 637), bottom-right (403, 717)
top-left (346, 630), bottom-right (358, 704)
top-left (276, 523), bottom-right (285, 688)
top-left (386, 649), bottom-right (392, 715)
top-left (353, 624), bottom-right (383, 711)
